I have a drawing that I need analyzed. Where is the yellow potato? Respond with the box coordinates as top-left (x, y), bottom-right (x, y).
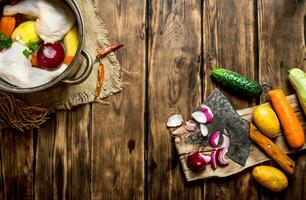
top-left (64, 26), bottom-right (79, 56)
top-left (252, 104), bottom-right (280, 138)
top-left (252, 166), bottom-right (288, 192)
top-left (11, 21), bottom-right (41, 44)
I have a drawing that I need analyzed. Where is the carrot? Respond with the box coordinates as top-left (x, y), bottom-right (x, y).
top-left (268, 89), bottom-right (304, 148)
top-left (0, 17), bottom-right (16, 37)
top-left (31, 55), bottom-right (38, 67)
top-left (63, 56), bottom-right (74, 65)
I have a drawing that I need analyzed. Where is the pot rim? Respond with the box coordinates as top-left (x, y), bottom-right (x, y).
top-left (0, 0), bottom-right (85, 93)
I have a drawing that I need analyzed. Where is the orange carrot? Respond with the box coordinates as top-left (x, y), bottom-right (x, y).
top-left (63, 56), bottom-right (74, 65)
top-left (0, 17), bottom-right (16, 37)
top-left (268, 89), bottom-right (304, 148)
top-left (31, 55), bottom-right (38, 67)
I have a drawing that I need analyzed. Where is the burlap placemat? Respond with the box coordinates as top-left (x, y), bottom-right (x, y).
top-left (15, 0), bottom-right (122, 110)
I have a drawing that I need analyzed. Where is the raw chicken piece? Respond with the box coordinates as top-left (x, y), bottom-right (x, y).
top-left (36, 0), bottom-right (75, 43)
top-left (4, 0), bottom-right (75, 43)
top-left (0, 42), bottom-right (67, 88)
top-left (3, 0), bottom-right (39, 17)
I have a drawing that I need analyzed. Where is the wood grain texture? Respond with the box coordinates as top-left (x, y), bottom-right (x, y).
top-left (203, 0), bottom-right (257, 109)
top-left (258, 0), bottom-right (306, 101)
top-left (0, 129), bottom-right (34, 200)
top-left (91, 0), bottom-right (146, 199)
top-left (34, 112), bottom-right (68, 199)
top-left (148, 0), bottom-right (202, 199)
top-left (34, 106), bottom-right (91, 200)
top-left (202, 0), bottom-right (259, 199)
top-left (258, 1), bottom-right (306, 199)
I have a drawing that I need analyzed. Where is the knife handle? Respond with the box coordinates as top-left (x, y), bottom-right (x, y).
top-left (249, 123), bottom-right (295, 175)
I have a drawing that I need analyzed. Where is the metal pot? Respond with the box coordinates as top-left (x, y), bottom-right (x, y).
top-left (0, 0), bottom-right (93, 93)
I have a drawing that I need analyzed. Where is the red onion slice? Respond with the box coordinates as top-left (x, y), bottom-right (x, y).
top-left (191, 111), bottom-right (207, 124)
top-left (199, 104), bottom-right (214, 123)
top-left (200, 124), bottom-right (208, 137)
top-left (187, 151), bottom-right (207, 171)
top-left (210, 150), bottom-right (217, 170)
top-left (184, 121), bottom-right (197, 131)
top-left (216, 148), bottom-right (229, 166)
top-left (209, 131), bottom-right (220, 148)
top-left (220, 129), bottom-right (230, 149)
top-left (200, 154), bottom-right (211, 163)
top-left (167, 114), bottom-right (183, 128)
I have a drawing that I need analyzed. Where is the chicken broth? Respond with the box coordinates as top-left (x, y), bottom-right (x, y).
top-left (0, 0), bottom-right (79, 88)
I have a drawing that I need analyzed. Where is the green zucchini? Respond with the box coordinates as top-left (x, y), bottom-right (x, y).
top-left (288, 68), bottom-right (306, 115)
top-left (211, 68), bottom-right (262, 96)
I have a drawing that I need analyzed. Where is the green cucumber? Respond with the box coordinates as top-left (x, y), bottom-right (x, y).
top-left (211, 68), bottom-right (262, 96)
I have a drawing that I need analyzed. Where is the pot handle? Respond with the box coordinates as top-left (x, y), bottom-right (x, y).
top-left (62, 50), bottom-right (93, 85)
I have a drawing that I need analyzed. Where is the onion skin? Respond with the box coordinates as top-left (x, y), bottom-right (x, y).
top-left (187, 151), bottom-right (207, 172)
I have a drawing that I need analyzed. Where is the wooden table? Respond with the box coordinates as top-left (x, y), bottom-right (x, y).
top-left (0, 0), bottom-right (305, 199)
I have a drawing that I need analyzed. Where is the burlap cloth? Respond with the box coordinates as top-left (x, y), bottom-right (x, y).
top-left (15, 0), bottom-right (122, 110)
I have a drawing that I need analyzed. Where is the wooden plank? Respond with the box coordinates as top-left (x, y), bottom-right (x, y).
top-left (173, 95), bottom-right (305, 181)
top-left (34, 112), bottom-right (68, 199)
top-left (0, 129), bottom-right (34, 199)
top-left (34, 106), bottom-right (91, 200)
top-left (202, 0), bottom-right (258, 199)
top-left (148, 0), bottom-right (202, 199)
top-left (258, 0), bottom-right (306, 198)
top-left (258, 0), bottom-right (306, 101)
top-left (66, 106), bottom-right (91, 200)
top-left (91, 0), bottom-right (146, 199)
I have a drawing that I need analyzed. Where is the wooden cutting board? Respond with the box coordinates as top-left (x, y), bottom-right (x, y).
top-left (173, 94), bottom-right (306, 182)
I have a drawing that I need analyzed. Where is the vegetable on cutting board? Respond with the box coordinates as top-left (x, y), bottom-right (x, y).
top-left (0, 16), bottom-right (16, 37)
top-left (211, 67), bottom-right (262, 96)
top-left (288, 68), bottom-right (306, 115)
top-left (268, 89), bottom-right (305, 148)
top-left (252, 166), bottom-right (288, 192)
top-left (252, 104), bottom-right (280, 138)
top-left (11, 21), bottom-right (41, 44)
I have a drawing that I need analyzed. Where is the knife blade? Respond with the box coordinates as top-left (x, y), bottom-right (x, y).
top-left (249, 123), bottom-right (295, 174)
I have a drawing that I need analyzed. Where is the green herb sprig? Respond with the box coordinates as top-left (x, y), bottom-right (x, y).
top-left (0, 33), bottom-right (12, 50)
top-left (23, 41), bottom-right (40, 58)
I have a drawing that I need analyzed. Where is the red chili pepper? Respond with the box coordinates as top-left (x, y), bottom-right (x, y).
top-left (94, 64), bottom-right (105, 98)
top-left (96, 44), bottom-right (124, 58)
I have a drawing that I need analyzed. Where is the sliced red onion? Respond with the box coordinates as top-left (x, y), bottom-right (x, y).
top-left (199, 104), bottom-right (214, 123)
top-left (210, 150), bottom-right (217, 170)
top-left (220, 129), bottom-right (230, 148)
top-left (167, 114), bottom-right (183, 128)
top-left (200, 124), bottom-right (208, 137)
top-left (191, 111), bottom-right (207, 124)
top-left (187, 151), bottom-right (207, 172)
top-left (216, 148), bottom-right (229, 166)
top-left (184, 121), bottom-right (197, 131)
top-left (209, 131), bottom-right (221, 148)
top-left (200, 154), bottom-right (211, 163)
